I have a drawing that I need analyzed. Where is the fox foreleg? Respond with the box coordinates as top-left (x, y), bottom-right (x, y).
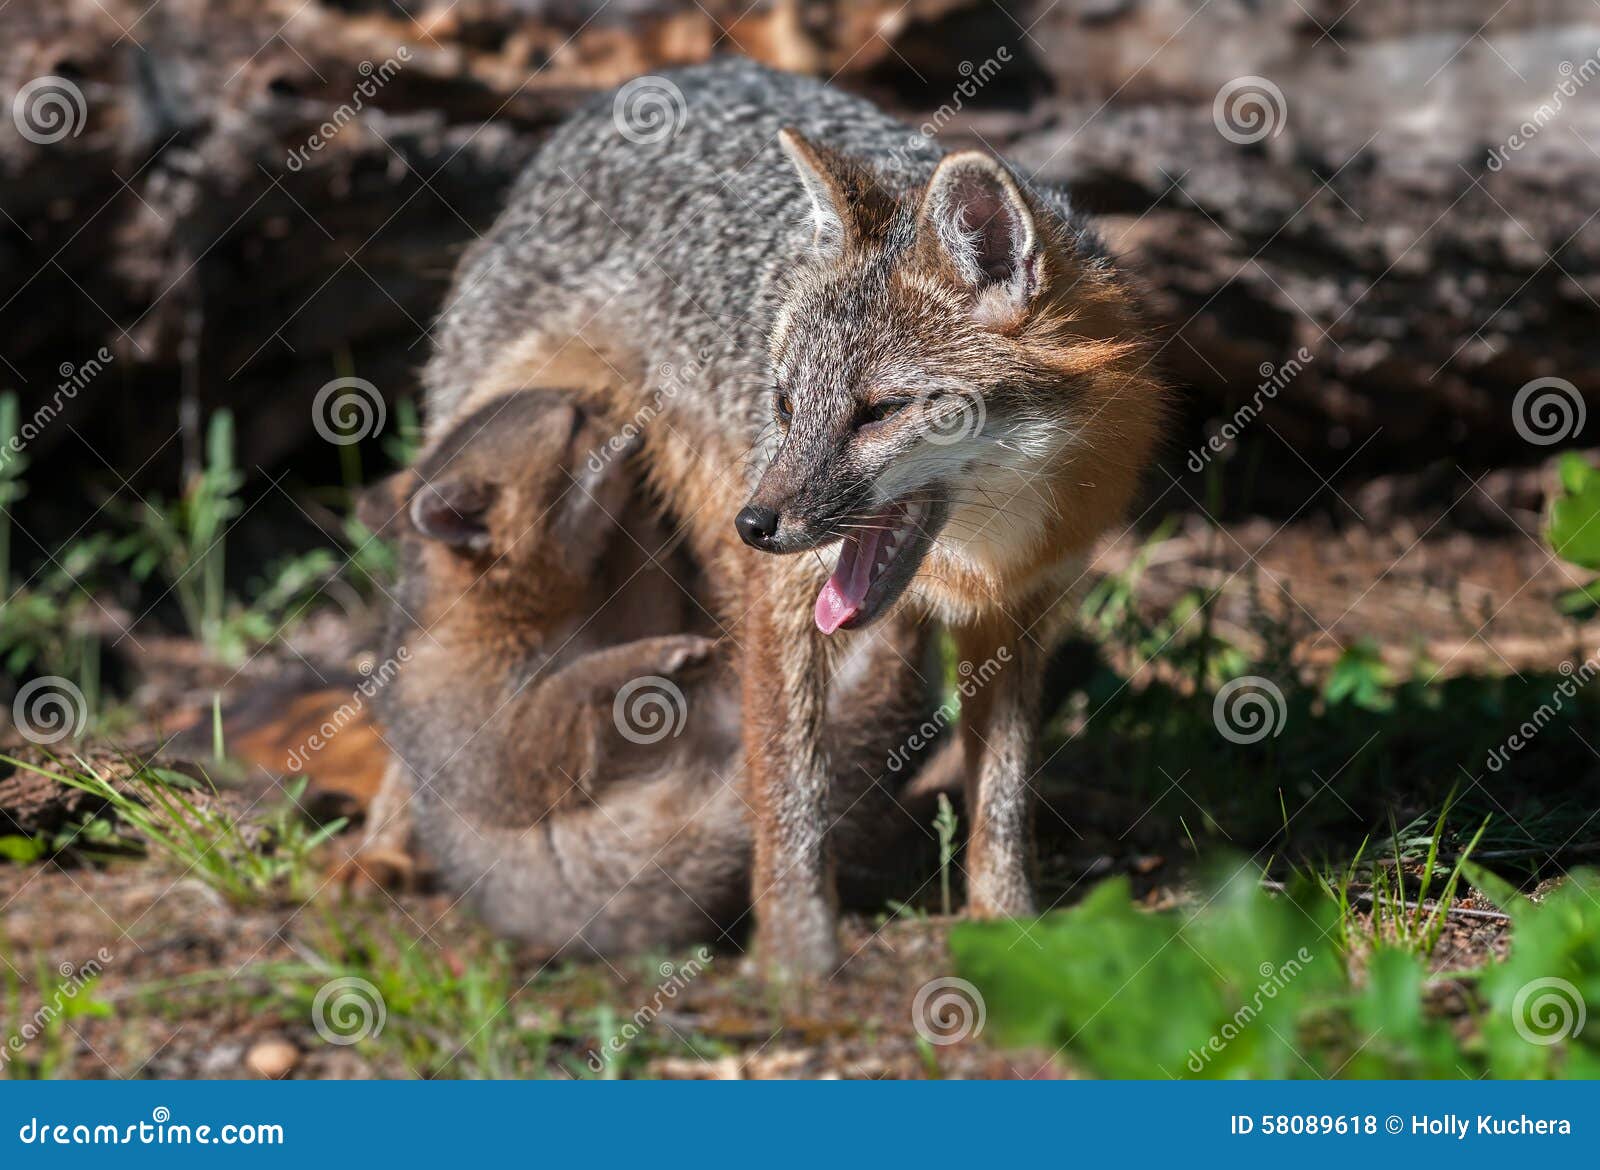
top-left (955, 614), bottom-right (1044, 918)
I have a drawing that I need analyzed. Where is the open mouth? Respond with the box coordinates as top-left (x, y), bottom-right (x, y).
top-left (814, 496), bottom-right (943, 634)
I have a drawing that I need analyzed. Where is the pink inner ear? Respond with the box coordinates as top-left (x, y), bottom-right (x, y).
top-left (410, 480), bottom-right (494, 550)
top-left (952, 172), bottom-right (1024, 283)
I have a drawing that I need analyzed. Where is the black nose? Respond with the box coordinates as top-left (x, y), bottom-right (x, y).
top-left (735, 504), bottom-right (780, 550)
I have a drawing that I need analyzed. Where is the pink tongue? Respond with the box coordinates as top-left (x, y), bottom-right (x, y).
top-left (814, 522), bottom-right (889, 635)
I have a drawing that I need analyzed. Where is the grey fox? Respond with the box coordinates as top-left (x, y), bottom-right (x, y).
top-left (422, 60), bottom-right (1166, 972)
top-left (364, 390), bottom-right (951, 955)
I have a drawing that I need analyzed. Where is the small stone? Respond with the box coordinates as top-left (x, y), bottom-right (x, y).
top-left (246, 1038), bottom-right (299, 1079)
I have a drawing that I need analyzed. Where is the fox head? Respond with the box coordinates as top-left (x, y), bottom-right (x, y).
top-left (361, 392), bottom-right (637, 631)
top-left (736, 129), bottom-right (1165, 634)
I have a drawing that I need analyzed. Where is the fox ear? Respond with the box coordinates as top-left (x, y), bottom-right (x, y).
top-left (918, 151), bottom-right (1043, 325)
top-left (408, 476), bottom-right (497, 553)
top-left (778, 128), bottom-right (851, 258)
top-left (550, 425), bottom-right (633, 574)
top-left (355, 472), bottom-right (410, 535)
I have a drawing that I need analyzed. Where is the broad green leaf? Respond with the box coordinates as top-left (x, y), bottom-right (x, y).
top-left (1547, 457), bottom-right (1600, 569)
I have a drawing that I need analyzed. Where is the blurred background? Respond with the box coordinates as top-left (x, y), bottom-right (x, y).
top-left (3, 0), bottom-right (1598, 692)
top-left (3, 0), bottom-right (1600, 1080)
top-left (3, 0), bottom-right (1598, 714)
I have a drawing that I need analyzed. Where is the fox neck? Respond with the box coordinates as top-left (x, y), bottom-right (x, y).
top-left (908, 396), bottom-right (1143, 625)
top-left (910, 441), bottom-right (1061, 623)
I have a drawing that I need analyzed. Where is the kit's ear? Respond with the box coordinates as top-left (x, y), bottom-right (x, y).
top-left (354, 472), bottom-right (411, 536)
top-left (407, 475), bottom-right (498, 554)
top-left (918, 150), bottom-right (1044, 326)
top-left (550, 418), bottom-right (637, 574)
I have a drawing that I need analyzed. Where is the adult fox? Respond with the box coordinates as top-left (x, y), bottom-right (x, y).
top-left (424, 59), bottom-right (1166, 974)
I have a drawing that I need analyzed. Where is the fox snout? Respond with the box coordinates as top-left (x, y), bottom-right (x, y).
top-left (734, 503), bottom-right (781, 551)
top-left (735, 441), bottom-right (873, 556)
top-left (734, 485), bottom-right (845, 555)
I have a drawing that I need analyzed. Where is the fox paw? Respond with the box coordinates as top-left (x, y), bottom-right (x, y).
top-left (754, 898), bottom-right (841, 986)
top-left (652, 634), bottom-right (720, 679)
top-left (329, 847), bottom-right (417, 894)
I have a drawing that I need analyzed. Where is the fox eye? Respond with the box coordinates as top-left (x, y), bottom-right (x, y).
top-left (774, 392), bottom-right (794, 424)
top-left (857, 399), bottom-right (910, 428)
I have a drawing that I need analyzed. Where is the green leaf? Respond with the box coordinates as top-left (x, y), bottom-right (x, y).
top-left (1556, 581), bottom-right (1600, 618)
top-left (951, 863), bottom-right (1341, 1078)
top-left (1559, 451), bottom-right (1596, 495)
top-left (1477, 870), bottom-right (1600, 1078)
top-left (1323, 640), bottom-right (1394, 712)
top-left (1339, 948), bottom-right (1464, 1078)
top-left (1547, 457), bottom-right (1600, 569)
top-left (0, 835), bottom-right (46, 863)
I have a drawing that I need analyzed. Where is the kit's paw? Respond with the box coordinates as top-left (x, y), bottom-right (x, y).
top-left (329, 846), bottom-right (417, 894)
top-left (651, 634), bottom-right (721, 679)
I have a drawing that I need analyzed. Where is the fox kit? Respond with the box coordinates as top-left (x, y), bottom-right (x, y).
top-left (424, 60), bottom-right (1165, 973)
top-left (368, 390), bottom-right (948, 955)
